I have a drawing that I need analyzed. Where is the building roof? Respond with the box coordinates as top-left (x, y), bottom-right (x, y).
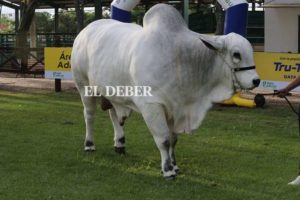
top-left (0, 0), bottom-right (215, 9)
top-left (1, 0), bottom-right (111, 9)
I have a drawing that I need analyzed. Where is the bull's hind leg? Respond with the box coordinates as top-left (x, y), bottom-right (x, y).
top-left (81, 96), bottom-right (97, 151)
top-left (141, 104), bottom-right (177, 180)
top-left (109, 108), bottom-right (126, 154)
top-left (169, 133), bottom-right (179, 174)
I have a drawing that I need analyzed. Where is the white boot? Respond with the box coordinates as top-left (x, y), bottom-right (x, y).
top-left (288, 176), bottom-right (300, 185)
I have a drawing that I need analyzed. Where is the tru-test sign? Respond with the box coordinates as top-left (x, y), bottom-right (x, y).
top-left (254, 52), bottom-right (300, 91)
top-left (44, 48), bottom-right (72, 79)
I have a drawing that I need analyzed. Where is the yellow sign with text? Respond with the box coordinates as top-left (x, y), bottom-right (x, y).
top-left (254, 52), bottom-right (300, 91)
top-left (254, 52), bottom-right (300, 81)
top-left (43, 49), bottom-right (300, 89)
top-left (44, 47), bottom-right (72, 79)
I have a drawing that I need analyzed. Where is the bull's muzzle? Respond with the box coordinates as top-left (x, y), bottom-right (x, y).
top-left (252, 79), bottom-right (261, 87)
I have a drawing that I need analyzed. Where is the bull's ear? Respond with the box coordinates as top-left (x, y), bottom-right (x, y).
top-left (199, 35), bottom-right (223, 51)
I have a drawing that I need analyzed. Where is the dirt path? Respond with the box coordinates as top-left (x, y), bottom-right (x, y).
top-left (0, 72), bottom-right (77, 93)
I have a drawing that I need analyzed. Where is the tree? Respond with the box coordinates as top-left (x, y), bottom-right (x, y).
top-left (84, 12), bottom-right (95, 27)
top-left (35, 12), bottom-right (53, 33)
top-left (16, 0), bottom-right (38, 72)
top-left (58, 10), bottom-right (76, 33)
top-left (18, 0), bottom-right (38, 33)
top-left (0, 16), bottom-right (15, 33)
top-left (57, 10), bottom-right (97, 33)
top-left (16, 0), bottom-right (38, 47)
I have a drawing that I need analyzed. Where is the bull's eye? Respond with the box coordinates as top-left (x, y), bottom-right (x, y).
top-left (233, 52), bottom-right (241, 60)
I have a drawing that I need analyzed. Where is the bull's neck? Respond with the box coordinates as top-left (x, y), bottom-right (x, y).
top-left (174, 38), bottom-right (233, 101)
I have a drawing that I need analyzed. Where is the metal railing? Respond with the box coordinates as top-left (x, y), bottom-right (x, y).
top-left (0, 33), bottom-right (76, 48)
top-left (0, 47), bottom-right (44, 75)
top-left (0, 33), bottom-right (76, 74)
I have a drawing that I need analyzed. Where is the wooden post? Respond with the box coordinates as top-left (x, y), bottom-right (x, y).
top-left (29, 14), bottom-right (36, 53)
top-left (95, 0), bottom-right (102, 20)
top-left (54, 7), bottom-right (59, 32)
top-left (75, 0), bottom-right (84, 33)
top-left (298, 16), bottom-right (300, 53)
top-left (55, 79), bottom-right (61, 92)
top-left (54, 7), bottom-right (61, 92)
top-left (183, 0), bottom-right (189, 26)
top-left (15, 8), bottom-right (19, 32)
top-left (215, 1), bottom-right (224, 35)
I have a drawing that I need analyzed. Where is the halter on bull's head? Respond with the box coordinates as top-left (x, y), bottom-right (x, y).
top-left (199, 33), bottom-right (260, 91)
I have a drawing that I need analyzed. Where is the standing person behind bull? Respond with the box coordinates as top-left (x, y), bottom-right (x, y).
top-left (277, 75), bottom-right (300, 185)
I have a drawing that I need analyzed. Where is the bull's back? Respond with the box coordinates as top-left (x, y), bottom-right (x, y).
top-left (71, 19), bottom-right (142, 86)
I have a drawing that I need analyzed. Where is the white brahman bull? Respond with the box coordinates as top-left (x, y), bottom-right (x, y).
top-left (71, 4), bottom-right (260, 179)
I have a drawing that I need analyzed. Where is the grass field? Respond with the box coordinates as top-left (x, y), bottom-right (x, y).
top-left (1, 89), bottom-right (300, 200)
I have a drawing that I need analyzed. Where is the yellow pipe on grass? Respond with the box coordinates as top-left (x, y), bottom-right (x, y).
top-left (223, 92), bottom-right (256, 108)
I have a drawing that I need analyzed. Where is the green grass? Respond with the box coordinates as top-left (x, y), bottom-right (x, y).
top-left (1, 89), bottom-right (300, 200)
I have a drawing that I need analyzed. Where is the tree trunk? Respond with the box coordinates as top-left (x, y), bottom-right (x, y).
top-left (16, 0), bottom-right (38, 72)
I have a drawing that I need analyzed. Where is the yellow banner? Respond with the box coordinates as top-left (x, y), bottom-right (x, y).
top-left (43, 49), bottom-right (299, 84)
top-left (44, 48), bottom-right (72, 72)
top-left (254, 52), bottom-right (300, 82)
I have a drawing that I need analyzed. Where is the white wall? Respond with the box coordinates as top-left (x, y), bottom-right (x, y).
top-left (265, 0), bottom-right (300, 4)
top-left (265, 7), bottom-right (300, 53)
top-left (1, 13), bottom-right (15, 21)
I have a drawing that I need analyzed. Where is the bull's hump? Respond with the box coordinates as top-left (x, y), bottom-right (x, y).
top-left (143, 4), bottom-right (187, 32)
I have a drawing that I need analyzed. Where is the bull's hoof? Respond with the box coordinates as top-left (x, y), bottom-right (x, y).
top-left (162, 170), bottom-right (177, 180)
top-left (114, 146), bottom-right (125, 154)
top-left (85, 141), bottom-right (96, 152)
top-left (164, 175), bottom-right (176, 181)
top-left (172, 165), bottom-right (180, 174)
top-left (85, 146), bottom-right (96, 152)
top-left (288, 176), bottom-right (300, 185)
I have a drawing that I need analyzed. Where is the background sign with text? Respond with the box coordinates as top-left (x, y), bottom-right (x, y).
top-left (44, 49), bottom-right (300, 91)
top-left (44, 48), bottom-right (72, 79)
top-left (254, 52), bottom-right (300, 91)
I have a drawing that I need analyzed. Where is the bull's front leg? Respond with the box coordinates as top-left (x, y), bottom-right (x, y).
top-left (141, 104), bottom-right (177, 180)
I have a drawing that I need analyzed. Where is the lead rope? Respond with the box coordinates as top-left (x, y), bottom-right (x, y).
top-left (259, 92), bottom-right (300, 180)
top-left (279, 94), bottom-right (300, 179)
top-left (261, 92), bottom-right (300, 136)
top-left (283, 96), bottom-right (300, 136)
